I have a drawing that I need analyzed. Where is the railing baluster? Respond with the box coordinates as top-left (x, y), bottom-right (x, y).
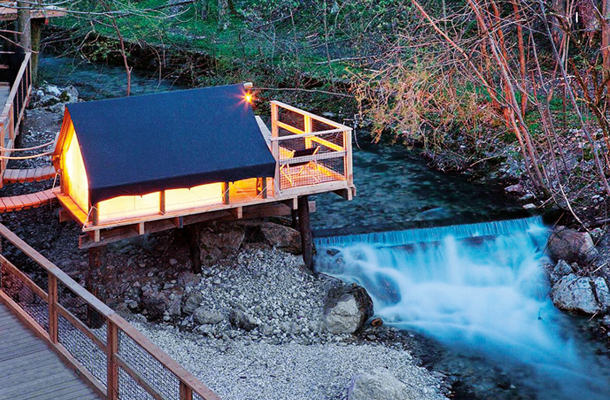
top-left (107, 320), bottom-right (119, 400)
top-left (48, 273), bottom-right (58, 343)
top-left (180, 382), bottom-right (193, 400)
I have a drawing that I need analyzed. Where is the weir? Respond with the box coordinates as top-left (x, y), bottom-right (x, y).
top-left (315, 217), bottom-right (610, 400)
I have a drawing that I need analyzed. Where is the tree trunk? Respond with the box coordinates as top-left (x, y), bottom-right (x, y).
top-left (17, 1), bottom-right (31, 51)
top-left (602, 0), bottom-right (610, 83)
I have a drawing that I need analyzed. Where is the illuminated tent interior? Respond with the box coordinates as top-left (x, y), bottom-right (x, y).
top-left (52, 84), bottom-right (276, 226)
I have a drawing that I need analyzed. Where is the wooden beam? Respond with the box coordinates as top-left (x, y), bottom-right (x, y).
top-left (298, 196), bottom-right (314, 272)
top-left (222, 182), bottom-right (229, 205)
top-left (229, 207), bottom-right (243, 219)
top-left (172, 216), bottom-right (184, 229)
top-left (160, 190), bottom-right (166, 214)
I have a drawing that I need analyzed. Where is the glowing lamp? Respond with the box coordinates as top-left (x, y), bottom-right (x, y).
top-left (244, 92), bottom-right (253, 104)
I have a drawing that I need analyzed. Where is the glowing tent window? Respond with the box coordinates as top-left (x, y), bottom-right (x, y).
top-left (63, 127), bottom-right (89, 212)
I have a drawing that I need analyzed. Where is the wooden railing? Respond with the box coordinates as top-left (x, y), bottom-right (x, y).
top-left (270, 101), bottom-right (353, 192)
top-left (0, 51), bottom-right (32, 181)
top-left (0, 223), bottom-right (221, 400)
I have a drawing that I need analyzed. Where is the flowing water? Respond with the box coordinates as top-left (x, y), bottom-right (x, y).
top-left (316, 217), bottom-right (610, 399)
top-left (40, 54), bottom-right (610, 398)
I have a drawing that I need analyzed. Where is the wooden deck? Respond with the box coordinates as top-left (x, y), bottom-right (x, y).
top-left (0, 303), bottom-right (102, 400)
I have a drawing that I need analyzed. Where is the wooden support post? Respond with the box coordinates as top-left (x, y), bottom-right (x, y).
top-left (107, 320), bottom-right (119, 400)
top-left (48, 273), bottom-right (58, 343)
top-left (222, 182), bottom-right (230, 204)
top-left (87, 246), bottom-right (106, 328)
top-left (186, 224), bottom-right (202, 274)
top-left (298, 196), bottom-right (314, 271)
top-left (92, 203), bottom-right (99, 226)
top-left (256, 177), bottom-right (267, 199)
top-left (180, 382), bottom-right (193, 400)
top-left (160, 190), bottom-right (166, 214)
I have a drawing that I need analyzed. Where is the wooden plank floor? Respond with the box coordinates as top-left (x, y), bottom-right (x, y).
top-left (0, 188), bottom-right (56, 213)
top-left (0, 303), bottom-right (102, 400)
top-left (3, 166), bottom-right (56, 184)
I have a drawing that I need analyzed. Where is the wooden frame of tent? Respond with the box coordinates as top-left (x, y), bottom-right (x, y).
top-left (53, 90), bottom-right (355, 249)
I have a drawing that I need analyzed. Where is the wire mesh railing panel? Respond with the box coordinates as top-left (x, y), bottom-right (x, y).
top-left (278, 107), bottom-right (304, 131)
top-left (58, 312), bottom-right (108, 387)
top-left (58, 280), bottom-right (108, 343)
top-left (311, 118), bottom-right (338, 132)
top-left (277, 131), bottom-right (347, 190)
top-left (0, 268), bottom-right (49, 330)
top-left (118, 330), bottom-right (181, 400)
top-left (118, 368), bottom-right (156, 400)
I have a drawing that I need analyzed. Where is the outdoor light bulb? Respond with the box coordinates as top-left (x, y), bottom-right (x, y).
top-left (245, 92), bottom-right (253, 104)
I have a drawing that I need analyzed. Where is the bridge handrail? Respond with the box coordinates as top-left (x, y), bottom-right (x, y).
top-left (0, 223), bottom-right (221, 400)
top-left (0, 51), bottom-right (32, 179)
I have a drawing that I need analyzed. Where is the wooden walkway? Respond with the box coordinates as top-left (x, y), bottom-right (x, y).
top-left (0, 303), bottom-right (102, 400)
top-left (3, 166), bottom-right (56, 184)
top-left (0, 188), bottom-right (56, 213)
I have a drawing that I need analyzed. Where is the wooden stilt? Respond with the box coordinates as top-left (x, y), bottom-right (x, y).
top-left (87, 246), bottom-right (106, 328)
top-left (298, 196), bottom-right (314, 271)
top-left (186, 224), bottom-right (202, 274)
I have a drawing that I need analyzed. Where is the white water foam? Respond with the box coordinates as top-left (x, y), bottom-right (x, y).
top-left (316, 218), bottom-right (610, 399)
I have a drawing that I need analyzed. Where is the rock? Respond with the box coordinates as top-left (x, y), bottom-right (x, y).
top-left (550, 274), bottom-right (603, 314)
top-left (193, 306), bottom-right (225, 325)
top-left (59, 85), bottom-right (78, 103)
top-left (37, 94), bottom-right (60, 107)
top-left (549, 260), bottom-right (574, 285)
top-left (199, 223), bottom-right (246, 265)
top-left (229, 308), bottom-right (259, 331)
top-left (504, 183), bottom-right (524, 194)
top-left (167, 295), bottom-right (183, 317)
top-left (593, 277), bottom-right (610, 312)
top-left (589, 227), bottom-right (604, 243)
top-left (183, 291), bottom-right (204, 315)
top-left (259, 222), bottom-right (301, 254)
top-left (141, 289), bottom-right (170, 320)
top-left (547, 226), bottom-right (597, 263)
top-left (323, 284), bottom-right (374, 334)
top-left (45, 85), bottom-right (62, 96)
top-left (348, 368), bottom-right (412, 400)
top-left (177, 271), bottom-right (201, 288)
top-left (522, 203), bottom-right (536, 210)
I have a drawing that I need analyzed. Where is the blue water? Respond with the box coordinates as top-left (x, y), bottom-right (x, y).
top-left (316, 217), bottom-right (610, 399)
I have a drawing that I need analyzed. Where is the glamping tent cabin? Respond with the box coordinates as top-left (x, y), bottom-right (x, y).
top-left (53, 83), bottom-right (355, 247)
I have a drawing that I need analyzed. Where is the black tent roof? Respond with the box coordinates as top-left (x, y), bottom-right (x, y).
top-left (65, 84), bottom-right (276, 205)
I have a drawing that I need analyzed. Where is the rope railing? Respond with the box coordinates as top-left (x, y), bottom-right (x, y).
top-left (0, 223), bottom-right (222, 400)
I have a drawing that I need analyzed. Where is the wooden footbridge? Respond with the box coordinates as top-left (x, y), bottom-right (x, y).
top-left (0, 224), bottom-right (222, 400)
top-left (0, 48), bottom-right (59, 213)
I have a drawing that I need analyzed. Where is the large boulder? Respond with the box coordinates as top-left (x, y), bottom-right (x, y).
top-left (348, 368), bottom-right (413, 400)
top-left (546, 226), bottom-right (597, 263)
top-left (550, 274), bottom-right (608, 314)
top-left (193, 306), bottom-right (226, 325)
top-left (199, 223), bottom-right (245, 265)
top-left (229, 307), bottom-right (259, 331)
top-left (259, 222), bottom-right (301, 254)
top-left (323, 284), bottom-right (374, 334)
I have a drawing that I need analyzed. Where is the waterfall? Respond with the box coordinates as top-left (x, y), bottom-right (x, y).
top-left (315, 217), bottom-right (610, 399)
